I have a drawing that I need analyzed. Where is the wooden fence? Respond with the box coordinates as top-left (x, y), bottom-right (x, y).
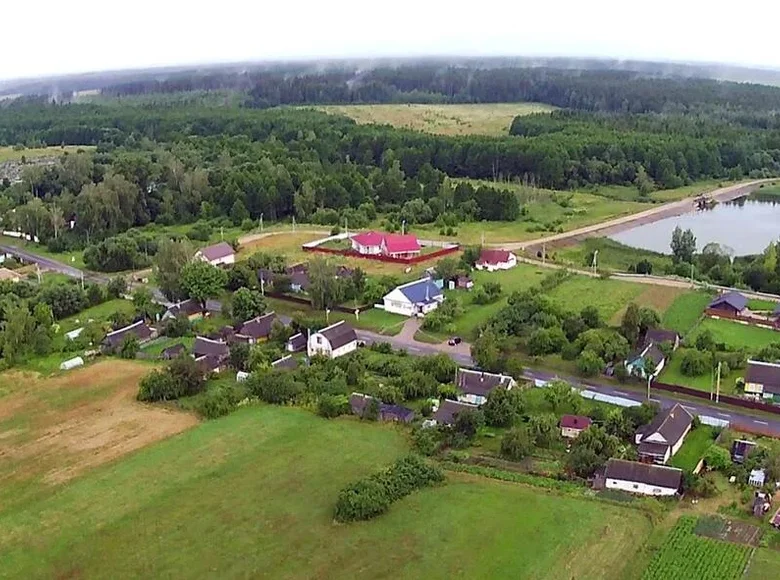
top-left (263, 291), bottom-right (373, 314)
top-left (704, 308), bottom-right (780, 331)
top-left (652, 380), bottom-right (780, 415)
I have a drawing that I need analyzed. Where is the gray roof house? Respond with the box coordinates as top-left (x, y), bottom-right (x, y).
top-left (271, 355), bottom-right (298, 370)
top-left (744, 360), bottom-right (780, 403)
top-left (349, 393), bottom-right (415, 423)
top-left (103, 320), bottom-right (154, 350)
top-left (635, 404), bottom-right (694, 465)
top-left (709, 292), bottom-right (748, 315)
top-left (308, 321), bottom-right (358, 359)
top-left (644, 328), bottom-right (680, 350)
top-left (236, 312), bottom-right (277, 343)
top-left (192, 336), bottom-right (230, 360)
top-left (286, 332), bottom-right (307, 353)
top-left (456, 368), bottom-right (516, 405)
top-left (195, 241), bottom-right (235, 266)
top-left (161, 343), bottom-right (187, 359)
top-left (429, 399), bottom-right (479, 426)
top-left (604, 459), bottom-right (683, 496)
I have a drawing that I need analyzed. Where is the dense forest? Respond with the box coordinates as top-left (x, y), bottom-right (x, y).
top-left (1, 62), bottom-right (779, 271)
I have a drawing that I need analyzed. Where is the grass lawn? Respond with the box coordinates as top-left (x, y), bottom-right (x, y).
top-left (265, 297), bottom-right (407, 336)
top-left (316, 102), bottom-right (557, 136)
top-left (0, 145), bottom-right (94, 163)
top-left (747, 298), bottom-right (778, 312)
top-left (556, 238), bottom-right (673, 274)
top-left (669, 427), bottom-right (717, 472)
top-left (661, 291), bottom-right (714, 337)
top-left (690, 317), bottom-right (780, 351)
top-left (58, 298), bottom-right (135, 332)
top-left (610, 285), bottom-right (690, 326)
top-left (141, 336), bottom-right (196, 357)
top-left (547, 276), bottom-right (645, 321)
top-left (659, 348), bottom-right (740, 395)
top-left (745, 547), bottom-right (780, 579)
top-left (0, 403), bottom-right (653, 579)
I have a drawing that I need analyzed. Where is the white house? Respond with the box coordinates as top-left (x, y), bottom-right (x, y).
top-left (455, 368), bottom-right (516, 405)
top-left (604, 459), bottom-right (683, 497)
top-left (749, 469), bottom-right (766, 487)
top-left (195, 241), bottom-right (235, 267)
top-left (635, 404), bottom-right (694, 465)
top-left (475, 249), bottom-right (517, 272)
top-left (560, 415), bottom-right (592, 439)
top-left (307, 321), bottom-right (358, 359)
top-left (350, 231), bottom-right (421, 259)
top-left (382, 278), bottom-right (444, 317)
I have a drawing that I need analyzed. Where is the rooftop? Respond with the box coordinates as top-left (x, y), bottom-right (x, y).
top-left (198, 241), bottom-right (234, 262)
top-left (238, 312), bottom-right (277, 340)
top-left (271, 355), bottom-right (298, 370)
top-left (709, 291), bottom-right (747, 312)
top-left (104, 320), bottom-right (153, 348)
top-left (644, 328), bottom-right (679, 345)
top-left (351, 231), bottom-right (421, 254)
top-left (316, 320), bottom-right (358, 350)
top-left (746, 360), bottom-right (780, 394)
top-left (394, 278), bottom-right (443, 305)
top-left (477, 248), bottom-right (513, 265)
top-left (432, 399), bottom-right (478, 426)
top-left (456, 368), bottom-right (514, 397)
top-left (636, 404), bottom-right (693, 446)
top-left (192, 336), bottom-right (229, 358)
top-left (605, 459), bottom-right (683, 490)
top-left (560, 415), bottom-right (592, 430)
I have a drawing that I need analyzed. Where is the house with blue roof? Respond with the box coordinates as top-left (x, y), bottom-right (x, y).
top-left (382, 278), bottom-right (445, 317)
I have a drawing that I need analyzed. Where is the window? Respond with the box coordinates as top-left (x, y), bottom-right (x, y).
top-left (316, 336), bottom-right (322, 344)
top-left (632, 484), bottom-right (639, 489)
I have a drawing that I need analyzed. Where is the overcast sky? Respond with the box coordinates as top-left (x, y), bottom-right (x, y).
top-left (4, 0), bottom-right (780, 80)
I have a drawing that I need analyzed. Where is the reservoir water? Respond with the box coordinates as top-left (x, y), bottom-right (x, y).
top-left (610, 196), bottom-right (780, 256)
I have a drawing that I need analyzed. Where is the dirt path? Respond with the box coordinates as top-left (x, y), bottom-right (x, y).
top-left (503, 179), bottom-right (773, 251)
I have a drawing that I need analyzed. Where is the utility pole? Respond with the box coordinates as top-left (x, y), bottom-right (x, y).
top-left (260, 213), bottom-right (264, 232)
top-left (646, 373), bottom-right (651, 400)
top-left (716, 361), bottom-right (722, 403)
top-left (220, 226), bottom-right (224, 241)
top-left (592, 249), bottom-right (599, 275)
top-left (292, 216), bottom-right (296, 232)
top-left (260, 276), bottom-right (265, 296)
top-left (690, 262), bottom-right (694, 286)
top-left (35, 263), bottom-right (41, 284)
top-left (80, 272), bottom-right (84, 291)
top-left (542, 243), bottom-right (546, 265)
top-left (401, 220), bottom-right (406, 235)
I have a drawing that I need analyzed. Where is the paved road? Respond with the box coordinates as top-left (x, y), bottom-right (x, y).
top-left (355, 328), bottom-right (780, 437)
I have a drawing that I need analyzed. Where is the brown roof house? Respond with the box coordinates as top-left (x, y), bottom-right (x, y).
top-left (475, 249), bottom-right (517, 272)
top-left (162, 299), bottom-right (205, 322)
top-left (307, 321), bottom-right (358, 359)
top-left (560, 415), bottom-right (592, 439)
top-left (604, 458), bottom-right (683, 497)
top-left (195, 241), bottom-right (235, 267)
top-left (635, 404), bottom-right (694, 465)
top-left (644, 328), bottom-right (681, 351)
top-left (456, 368), bottom-right (516, 405)
top-left (235, 312), bottom-right (277, 344)
top-left (744, 360), bottom-right (780, 404)
top-left (102, 320), bottom-right (155, 352)
top-left (424, 399), bottom-right (479, 427)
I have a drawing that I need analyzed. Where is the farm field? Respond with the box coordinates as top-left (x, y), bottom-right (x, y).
top-left (0, 360), bottom-right (196, 514)
top-left (658, 348), bottom-right (740, 395)
top-left (317, 103), bottom-right (556, 136)
top-left (0, 403), bottom-right (653, 579)
top-left (610, 285), bottom-right (689, 326)
top-left (668, 427), bottom-right (716, 472)
top-left (547, 276), bottom-right (645, 321)
top-left (690, 317), bottom-right (780, 350)
top-left (0, 145), bottom-right (94, 163)
top-left (661, 291), bottom-right (714, 336)
top-left (641, 516), bottom-right (751, 580)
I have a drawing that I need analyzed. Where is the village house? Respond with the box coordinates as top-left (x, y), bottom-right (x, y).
top-left (194, 241), bottom-right (235, 267)
top-left (102, 320), bottom-right (155, 352)
top-left (382, 278), bottom-right (444, 317)
top-left (708, 291), bottom-right (748, 316)
top-left (349, 393), bottom-right (415, 423)
top-left (643, 328), bottom-right (681, 351)
top-left (448, 275), bottom-right (474, 291)
top-left (425, 399), bottom-right (479, 427)
top-left (161, 343), bottom-right (186, 360)
top-left (624, 342), bottom-right (667, 379)
top-left (475, 248), bottom-right (517, 272)
top-left (289, 269), bottom-right (311, 293)
top-left (235, 312), bottom-right (277, 344)
top-left (744, 360), bottom-right (780, 404)
top-left (604, 458), bottom-right (683, 497)
top-left (307, 320), bottom-right (358, 359)
top-left (350, 231), bottom-right (421, 259)
top-left (560, 415), bottom-right (592, 439)
top-left (161, 298), bottom-right (206, 322)
top-left (455, 368), bottom-right (516, 405)
top-left (752, 491), bottom-right (772, 517)
top-left (731, 439), bottom-right (757, 464)
top-left (196, 354), bottom-right (226, 375)
top-left (634, 403), bottom-right (694, 465)
top-left (192, 336), bottom-right (230, 361)
top-left (286, 332), bottom-right (307, 353)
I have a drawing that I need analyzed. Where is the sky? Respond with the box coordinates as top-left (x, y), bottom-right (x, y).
top-left (4, 0), bottom-right (780, 80)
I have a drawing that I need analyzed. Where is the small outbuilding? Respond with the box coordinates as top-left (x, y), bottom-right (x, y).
top-left (560, 415), bottom-right (592, 439)
top-left (59, 356), bottom-right (85, 371)
top-left (749, 469), bottom-right (766, 488)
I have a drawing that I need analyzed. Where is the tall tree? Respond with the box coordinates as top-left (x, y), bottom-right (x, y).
top-left (180, 261), bottom-right (227, 308)
top-left (670, 226), bottom-right (697, 263)
top-left (232, 287), bottom-right (266, 322)
top-left (155, 238), bottom-right (194, 301)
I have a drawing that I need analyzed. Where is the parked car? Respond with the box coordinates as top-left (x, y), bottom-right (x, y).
top-left (448, 336), bottom-right (462, 346)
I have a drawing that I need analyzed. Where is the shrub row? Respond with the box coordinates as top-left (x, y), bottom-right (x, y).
top-left (334, 455), bottom-right (444, 522)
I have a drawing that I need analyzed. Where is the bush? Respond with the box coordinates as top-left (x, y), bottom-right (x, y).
top-left (193, 383), bottom-right (246, 419)
top-left (138, 355), bottom-right (208, 402)
top-left (680, 349), bottom-right (710, 377)
top-left (334, 455), bottom-right (444, 522)
top-left (246, 370), bottom-right (304, 404)
top-left (316, 394), bottom-right (350, 418)
top-left (576, 349), bottom-right (604, 377)
top-left (187, 222), bottom-right (213, 242)
top-left (500, 426), bottom-right (535, 461)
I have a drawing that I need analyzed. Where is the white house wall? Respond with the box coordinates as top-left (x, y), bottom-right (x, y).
top-left (331, 341), bottom-right (358, 359)
top-left (605, 478), bottom-right (677, 497)
top-left (669, 424), bottom-right (692, 457)
top-left (458, 393), bottom-right (487, 406)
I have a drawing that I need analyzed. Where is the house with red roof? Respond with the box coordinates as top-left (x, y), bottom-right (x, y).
top-left (475, 248), bottom-right (517, 272)
top-left (560, 415), bottom-right (592, 439)
top-left (350, 231), bottom-right (421, 259)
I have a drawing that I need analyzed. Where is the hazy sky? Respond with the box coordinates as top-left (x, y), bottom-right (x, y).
top-left (4, 0), bottom-right (780, 80)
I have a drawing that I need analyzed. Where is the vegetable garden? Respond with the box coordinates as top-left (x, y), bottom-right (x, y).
top-left (642, 516), bottom-right (752, 580)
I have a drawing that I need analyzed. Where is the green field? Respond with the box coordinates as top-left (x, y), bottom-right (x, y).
top-left (641, 516), bottom-right (751, 580)
top-left (58, 298), bottom-right (134, 331)
top-left (317, 103), bottom-right (557, 136)
top-left (556, 238), bottom-right (674, 274)
top-left (547, 276), bottom-right (645, 321)
top-left (141, 336), bottom-right (196, 357)
top-left (691, 317), bottom-right (780, 350)
top-left (669, 427), bottom-right (716, 472)
top-left (0, 404), bottom-right (653, 579)
top-left (747, 298), bottom-right (778, 312)
top-left (659, 348), bottom-right (740, 395)
top-left (661, 291), bottom-right (714, 336)
top-left (745, 547), bottom-right (780, 579)
top-left (0, 145), bottom-right (93, 163)
top-left (0, 235), bottom-right (86, 270)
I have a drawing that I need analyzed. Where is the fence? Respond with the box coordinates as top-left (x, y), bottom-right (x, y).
top-left (302, 244), bottom-right (460, 265)
top-left (652, 380), bottom-right (780, 415)
top-left (704, 308), bottom-right (780, 331)
top-left (263, 291), bottom-right (373, 314)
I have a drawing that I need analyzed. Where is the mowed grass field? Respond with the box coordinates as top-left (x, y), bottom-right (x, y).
top-left (690, 317), bottom-right (780, 350)
top-left (0, 145), bottom-right (94, 162)
top-left (0, 401), bottom-right (653, 579)
top-left (317, 103), bottom-right (556, 136)
top-left (668, 427), bottom-right (716, 472)
top-left (659, 348), bottom-right (740, 395)
top-left (745, 547), bottom-right (780, 579)
top-left (661, 291), bottom-right (714, 336)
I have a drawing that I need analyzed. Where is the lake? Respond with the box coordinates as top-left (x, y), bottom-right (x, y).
top-left (610, 196), bottom-right (780, 256)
